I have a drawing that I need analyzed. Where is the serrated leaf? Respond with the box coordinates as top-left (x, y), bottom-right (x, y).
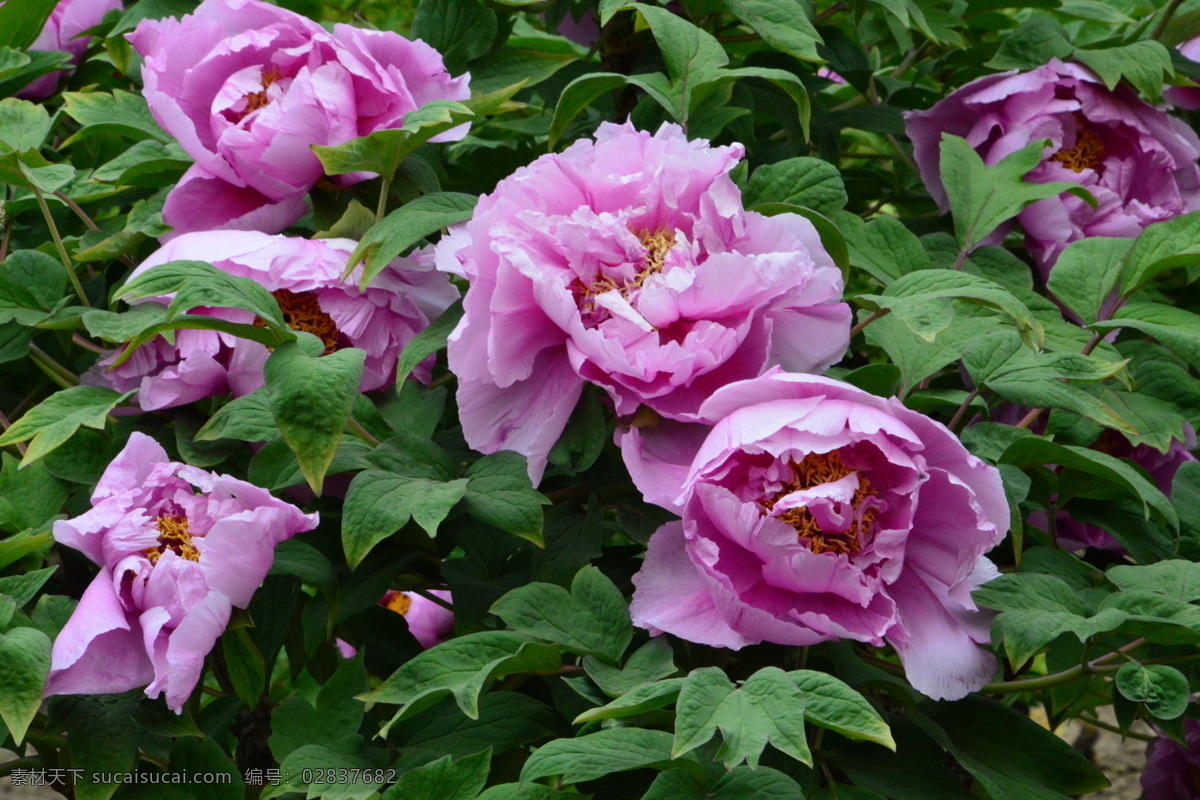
top-left (342, 471), bottom-right (468, 567)
top-left (0, 386), bottom-right (131, 467)
top-left (520, 728), bottom-right (675, 785)
top-left (463, 451), bottom-right (549, 546)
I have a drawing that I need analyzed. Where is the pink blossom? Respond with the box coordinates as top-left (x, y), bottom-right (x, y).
top-left (127, 0), bottom-right (470, 236)
top-left (87, 230), bottom-right (457, 410)
top-left (45, 433), bottom-right (318, 711)
top-left (335, 589), bottom-right (453, 657)
top-left (1166, 37), bottom-right (1200, 111)
top-left (620, 371), bottom-right (1009, 701)
top-left (1142, 721), bottom-right (1200, 800)
top-left (905, 58), bottom-right (1200, 272)
top-left (437, 122), bottom-right (851, 483)
top-left (6, 0), bottom-right (123, 99)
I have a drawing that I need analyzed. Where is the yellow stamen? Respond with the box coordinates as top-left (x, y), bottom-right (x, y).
top-left (145, 514), bottom-right (200, 565)
top-left (384, 592), bottom-right (413, 616)
top-left (270, 289), bottom-right (342, 355)
top-left (575, 227), bottom-right (677, 313)
top-left (239, 65), bottom-right (284, 119)
top-left (1049, 118), bottom-right (1106, 173)
top-left (762, 452), bottom-right (878, 556)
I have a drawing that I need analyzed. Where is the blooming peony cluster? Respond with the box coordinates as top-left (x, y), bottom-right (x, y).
top-left (127, 0), bottom-right (471, 236)
top-left (437, 121), bottom-right (851, 483)
top-left (90, 231), bottom-right (457, 410)
top-left (621, 371), bottom-right (1009, 700)
top-left (905, 58), bottom-right (1200, 271)
top-left (45, 433), bottom-right (318, 711)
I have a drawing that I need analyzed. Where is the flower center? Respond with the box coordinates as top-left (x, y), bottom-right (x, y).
top-left (762, 451), bottom-right (878, 556)
top-left (272, 289), bottom-right (343, 355)
top-left (239, 65), bottom-right (284, 120)
top-left (145, 514), bottom-right (200, 565)
top-left (574, 227), bottom-right (677, 316)
top-left (383, 592), bottom-right (413, 616)
top-left (1049, 119), bottom-right (1106, 173)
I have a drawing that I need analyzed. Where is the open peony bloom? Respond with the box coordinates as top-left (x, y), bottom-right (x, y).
top-left (905, 58), bottom-right (1200, 272)
top-left (8, 0), bottom-right (123, 99)
top-left (437, 122), bottom-right (851, 483)
top-left (45, 433), bottom-right (318, 711)
top-left (1166, 37), bottom-right (1200, 111)
top-left (1142, 721), bottom-right (1200, 800)
top-left (127, 0), bottom-right (470, 236)
top-left (87, 230), bottom-right (457, 410)
top-left (620, 371), bottom-right (1009, 701)
top-left (1056, 429), bottom-right (1196, 552)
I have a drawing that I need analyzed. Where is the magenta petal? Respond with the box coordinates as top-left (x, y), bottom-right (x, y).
top-left (617, 420), bottom-right (711, 512)
top-left (162, 165), bottom-right (309, 237)
top-left (630, 522), bottom-right (752, 649)
top-left (886, 571), bottom-right (998, 701)
top-left (45, 570), bottom-right (154, 699)
top-left (142, 591), bottom-right (232, 712)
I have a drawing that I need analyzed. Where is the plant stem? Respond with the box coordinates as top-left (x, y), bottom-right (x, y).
top-left (32, 187), bottom-right (89, 307)
top-left (29, 345), bottom-right (78, 389)
top-left (71, 333), bottom-right (105, 354)
top-left (376, 175), bottom-right (392, 223)
top-left (983, 638), bottom-right (1145, 694)
top-left (345, 416), bottom-right (380, 447)
top-left (0, 409), bottom-right (27, 455)
top-left (1077, 714), bottom-right (1154, 742)
top-left (52, 191), bottom-right (99, 230)
top-left (850, 309), bottom-right (890, 338)
top-left (1151, 0), bottom-right (1185, 39)
top-left (948, 388), bottom-right (981, 430)
top-left (1015, 407), bottom-right (1043, 429)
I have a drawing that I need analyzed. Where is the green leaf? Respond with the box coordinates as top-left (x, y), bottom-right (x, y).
top-left (0, 452), bottom-right (66, 534)
top-left (468, 49), bottom-right (576, 95)
top-left (939, 135), bottom-right (1094, 252)
top-left (788, 670), bottom-right (895, 749)
top-left (0, 97), bottom-right (52, 150)
top-left (223, 627), bottom-right (265, 707)
top-left (673, 666), bottom-right (812, 768)
top-left (745, 157), bottom-right (846, 216)
top-left (0, 386), bottom-right (131, 467)
top-left (1000, 437), bottom-right (1177, 529)
top-left (0, 566), bottom-right (56, 608)
top-left (412, 0), bottom-right (497, 69)
top-left (490, 565), bottom-right (632, 663)
top-left (63, 694), bottom-right (141, 800)
top-left (917, 696), bottom-right (1108, 800)
top-left (380, 749), bottom-right (491, 800)
top-left (858, 270), bottom-right (1044, 351)
top-left (573, 678), bottom-right (686, 723)
top-left (342, 471), bottom-right (468, 567)
top-left (986, 15), bottom-right (1074, 70)
top-left (702, 0), bottom-right (821, 62)
top-left (361, 632), bottom-right (561, 729)
top-left (348, 193), bottom-right (477, 287)
top-left (60, 90), bottom-right (171, 146)
top-left (1108, 560), bottom-right (1200, 602)
top-left (841, 214), bottom-right (931, 285)
top-left (463, 452), bottom-right (549, 546)
top-left (0, 0), bottom-right (60, 49)
top-left (549, 72), bottom-right (630, 149)
top-left (0, 627), bottom-right (50, 743)
top-left (264, 342), bottom-right (365, 494)
top-left (114, 259), bottom-right (287, 330)
top-left (585, 636), bottom-right (677, 696)
top-left (643, 765), bottom-right (809, 800)
top-left (519, 728), bottom-right (675, 785)
top-left (395, 299), bottom-right (463, 387)
top-left (1045, 237), bottom-right (1129, 324)
top-left (1075, 40), bottom-right (1173, 99)
top-left (1115, 662), bottom-right (1189, 720)
top-left (195, 390), bottom-right (277, 443)
top-left (267, 538), bottom-right (336, 596)
top-left (0, 147), bottom-right (75, 193)
top-left (1117, 210), bottom-right (1200, 296)
top-left (164, 737), bottom-right (245, 800)
top-left (1093, 303), bottom-right (1200, 372)
top-left (697, 66), bottom-right (810, 138)
top-left (92, 139), bottom-right (191, 185)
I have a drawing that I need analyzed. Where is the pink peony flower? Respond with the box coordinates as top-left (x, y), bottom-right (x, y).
top-left (127, 0), bottom-right (470, 236)
top-left (45, 433), bottom-right (318, 711)
top-left (437, 122), bottom-right (851, 483)
top-left (379, 589), bottom-right (454, 649)
top-left (620, 370), bottom-right (1009, 701)
top-left (88, 230), bottom-right (457, 410)
top-left (6, 0), bottom-right (123, 99)
top-left (1056, 430), bottom-right (1196, 552)
top-left (905, 58), bottom-right (1200, 272)
top-left (335, 589), bottom-right (453, 657)
top-left (1142, 721), bottom-right (1200, 800)
top-left (1167, 37), bottom-right (1200, 111)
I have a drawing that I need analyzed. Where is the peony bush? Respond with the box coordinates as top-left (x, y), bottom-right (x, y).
top-left (1, 0), bottom-right (1200, 797)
